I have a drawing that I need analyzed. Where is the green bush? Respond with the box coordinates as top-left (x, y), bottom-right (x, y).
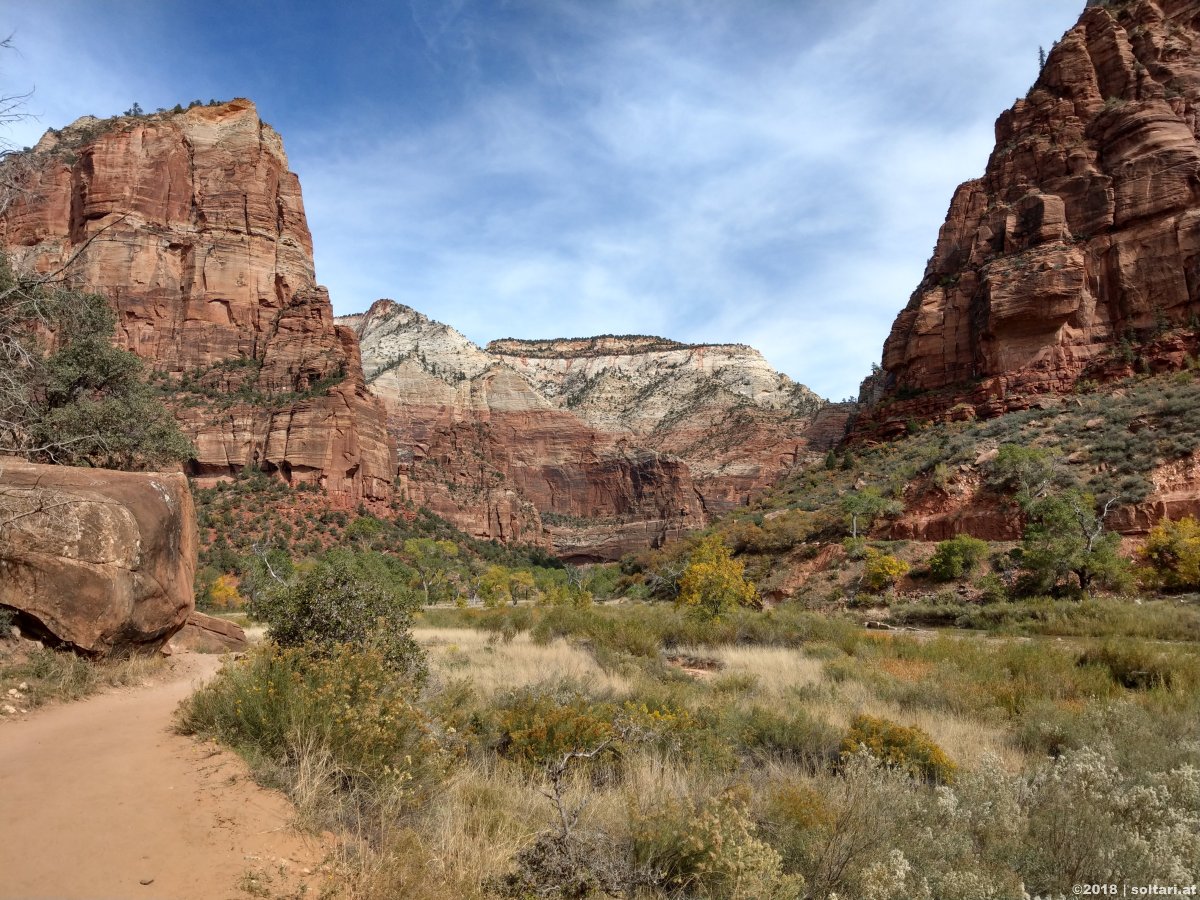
top-left (840, 714), bottom-right (957, 784)
top-left (250, 553), bottom-right (426, 681)
top-left (732, 705), bottom-right (841, 770)
top-left (928, 535), bottom-right (989, 581)
top-left (1076, 641), bottom-right (1200, 691)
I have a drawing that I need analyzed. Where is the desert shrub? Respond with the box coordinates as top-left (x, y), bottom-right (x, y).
top-left (862, 548), bottom-right (910, 592)
top-left (493, 684), bottom-right (614, 767)
top-left (1139, 515), bottom-right (1200, 591)
top-left (631, 787), bottom-right (804, 899)
top-left (928, 535), bottom-right (989, 581)
top-left (732, 705), bottom-right (841, 770)
top-left (840, 714), bottom-right (957, 784)
top-left (1021, 747), bottom-right (1200, 894)
top-left (177, 643), bottom-right (450, 798)
top-left (251, 553), bottom-right (426, 681)
top-left (1076, 640), bottom-right (1200, 691)
top-left (490, 829), bottom-right (627, 900)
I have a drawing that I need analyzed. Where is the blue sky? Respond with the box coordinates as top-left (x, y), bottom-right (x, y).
top-left (3, 1), bottom-right (1084, 400)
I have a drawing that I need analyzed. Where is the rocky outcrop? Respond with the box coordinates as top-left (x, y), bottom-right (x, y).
top-left (171, 611), bottom-right (248, 654)
top-left (860, 0), bottom-right (1200, 437)
top-left (0, 101), bottom-right (394, 501)
top-left (0, 457), bottom-right (196, 656)
top-left (342, 302), bottom-right (709, 560)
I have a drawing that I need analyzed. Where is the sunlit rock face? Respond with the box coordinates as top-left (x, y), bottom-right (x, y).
top-left (859, 0), bottom-right (1200, 438)
top-left (0, 457), bottom-right (197, 656)
top-left (2, 100), bottom-right (395, 502)
top-left (345, 301), bottom-right (845, 560)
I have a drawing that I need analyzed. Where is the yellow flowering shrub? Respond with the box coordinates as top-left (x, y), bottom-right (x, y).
top-left (494, 686), bottom-right (614, 766)
top-left (840, 714), bottom-right (956, 784)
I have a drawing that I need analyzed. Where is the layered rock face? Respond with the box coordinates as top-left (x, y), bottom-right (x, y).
top-left (0, 101), bottom-right (394, 501)
top-left (489, 336), bottom-right (828, 513)
top-left (0, 457), bottom-right (196, 656)
top-left (860, 0), bottom-right (1200, 435)
top-left (342, 301), bottom-right (839, 560)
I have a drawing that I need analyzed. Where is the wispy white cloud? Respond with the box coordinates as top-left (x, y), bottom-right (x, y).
top-left (3, 0), bottom-right (1085, 399)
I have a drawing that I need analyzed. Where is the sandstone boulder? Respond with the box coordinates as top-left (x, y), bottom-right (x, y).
top-left (171, 611), bottom-right (247, 654)
top-left (0, 458), bottom-right (196, 656)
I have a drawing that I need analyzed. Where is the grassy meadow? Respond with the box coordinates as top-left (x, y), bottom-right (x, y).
top-left (179, 602), bottom-right (1200, 899)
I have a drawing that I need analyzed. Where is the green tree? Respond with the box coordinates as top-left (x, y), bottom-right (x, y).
top-left (1020, 490), bottom-right (1129, 596)
top-left (988, 444), bottom-right (1055, 508)
top-left (840, 487), bottom-right (901, 538)
top-left (402, 537), bottom-right (459, 604)
top-left (0, 254), bottom-right (192, 470)
top-left (677, 534), bottom-right (757, 620)
top-left (509, 570), bottom-right (536, 604)
top-left (928, 534), bottom-right (989, 581)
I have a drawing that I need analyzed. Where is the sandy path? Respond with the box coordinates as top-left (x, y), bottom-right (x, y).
top-left (0, 653), bottom-right (326, 900)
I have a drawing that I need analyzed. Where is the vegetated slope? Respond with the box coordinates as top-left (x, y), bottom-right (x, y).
top-left (858, 0), bottom-right (1200, 439)
top-left (340, 299), bottom-right (850, 561)
top-left (688, 366), bottom-right (1200, 610)
top-left (0, 100), bottom-right (394, 502)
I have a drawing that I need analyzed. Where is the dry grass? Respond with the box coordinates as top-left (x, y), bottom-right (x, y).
top-left (801, 675), bottom-right (1025, 771)
top-left (674, 644), bottom-right (826, 696)
top-left (414, 627), bottom-right (631, 696)
top-left (0, 642), bottom-right (166, 717)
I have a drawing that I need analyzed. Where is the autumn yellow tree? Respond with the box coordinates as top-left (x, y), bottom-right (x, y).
top-left (208, 574), bottom-right (244, 609)
top-left (677, 535), bottom-right (756, 620)
top-left (477, 565), bottom-right (513, 608)
top-left (863, 548), bottom-right (910, 592)
top-left (1139, 516), bottom-right (1200, 591)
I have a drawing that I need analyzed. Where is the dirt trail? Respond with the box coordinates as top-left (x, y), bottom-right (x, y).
top-left (0, 652), bottom-right (326, 900)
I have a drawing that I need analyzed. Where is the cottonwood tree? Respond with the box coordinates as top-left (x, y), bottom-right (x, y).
top-left (677, 534), bottom-right (757, 620)
top-left (1020, 489), bottom-right (1129, 596)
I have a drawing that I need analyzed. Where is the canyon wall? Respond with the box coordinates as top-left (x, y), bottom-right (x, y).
top-left (859, 0), bottom-right (1200, 438)
top-left (342, 301), bottom-right (842, 560)
top-left (0, 100), bottom-right (395, 502)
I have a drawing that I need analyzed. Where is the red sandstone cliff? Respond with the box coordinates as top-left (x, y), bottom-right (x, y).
top-left (0, 100), bottom-right (395, 501)
top-left (859, 0), bottom-right (1200, 437)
